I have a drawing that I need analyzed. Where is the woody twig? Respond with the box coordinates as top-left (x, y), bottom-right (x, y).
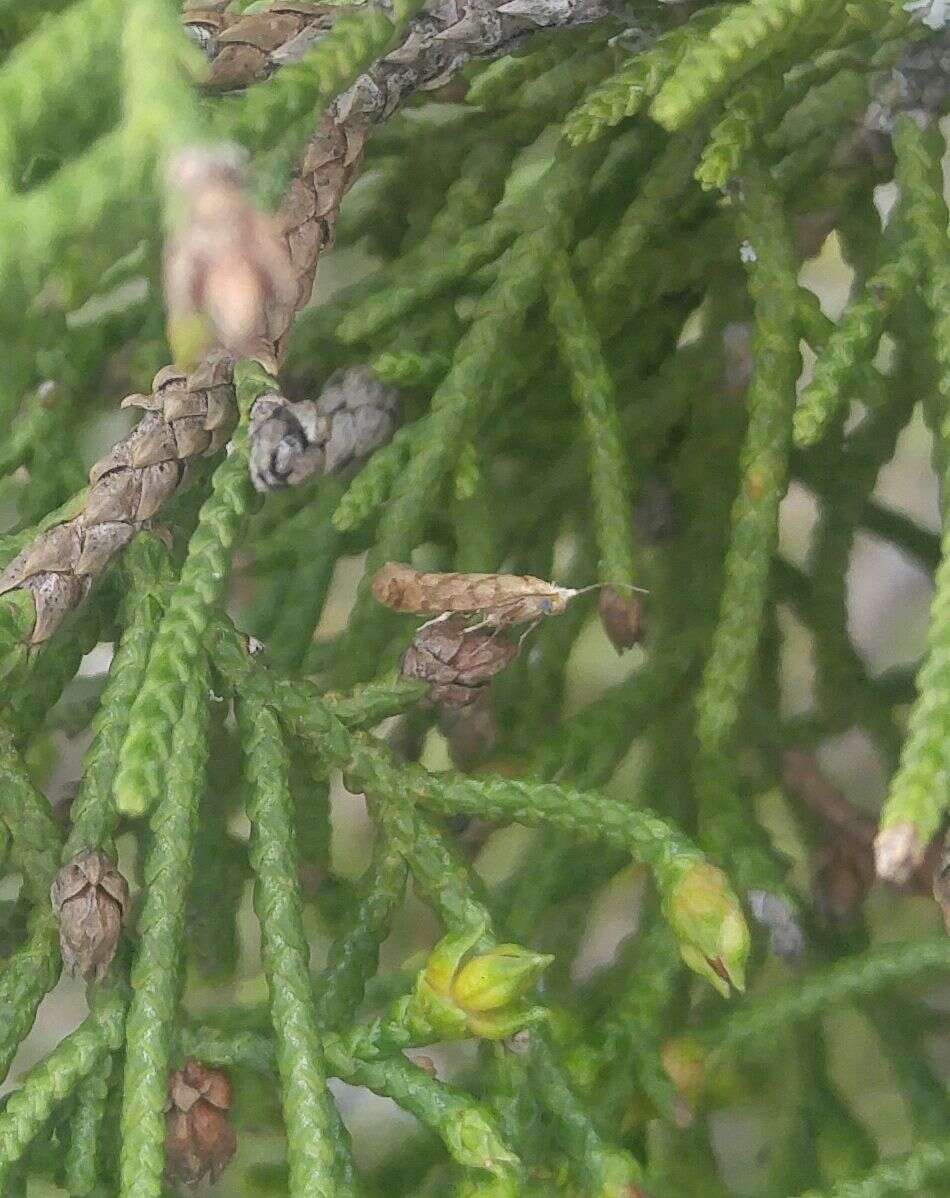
top-left (0, 0), bottom-right (610, 645)
top-left (184, 0), bottom-right (608, 97)
top-left (781, 749), bottom-right (944, 922)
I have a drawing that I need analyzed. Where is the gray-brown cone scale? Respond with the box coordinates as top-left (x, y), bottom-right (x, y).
top-left (50, 848), bottom-right (131, 981)
top-left (249, 366), bottom-right (399, 492)
top-left (402, 616), bottom-right (520, 707)
top-left (184, 2), bottom-right (345, 91)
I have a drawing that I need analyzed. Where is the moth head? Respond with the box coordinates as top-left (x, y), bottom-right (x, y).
top-left (542, 588), bottom-right (577, 616)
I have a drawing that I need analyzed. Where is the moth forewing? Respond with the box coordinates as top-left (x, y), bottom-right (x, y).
top-left (371, 562), bottom-right (580, 627)
top-left (477, 588), bottom-right (575, 629)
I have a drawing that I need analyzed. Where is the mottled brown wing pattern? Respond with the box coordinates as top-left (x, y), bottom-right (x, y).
top-left (371, 562), bottom-right (576, 628)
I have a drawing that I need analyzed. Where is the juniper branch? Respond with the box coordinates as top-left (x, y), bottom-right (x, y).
top-left (238, 692), bottom-right (351, 1196)
top-left (693, 159), bottom-right (801, 900)
top-left (875, 116), bottom-right (950, 882)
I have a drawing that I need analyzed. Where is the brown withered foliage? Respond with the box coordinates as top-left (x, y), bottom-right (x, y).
top-left (402, 616), bottom-right (519, 707)
top-left (165, 1059), bottom-right (237, 1186)
top-left (50, 849), bottom-right (130, 981)
top-left (164, 145), bottom-right (296, 362)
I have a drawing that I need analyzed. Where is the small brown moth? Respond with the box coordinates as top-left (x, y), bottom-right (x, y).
top-left (372, 562), bottom-right (637, 631)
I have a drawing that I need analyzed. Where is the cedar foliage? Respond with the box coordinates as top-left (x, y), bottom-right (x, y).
top-left (0, 0), bottom-right (949, 1195)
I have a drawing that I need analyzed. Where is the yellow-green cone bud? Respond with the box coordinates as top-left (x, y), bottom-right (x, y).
top-left (662, 862), bottom-right (750, 996)
top-left (452, 944), bottom-right (553, 1013)
top-left (443, 1106), bottom-right (520, 1178)
top-left (407, 922), bottom-right (553, 1041)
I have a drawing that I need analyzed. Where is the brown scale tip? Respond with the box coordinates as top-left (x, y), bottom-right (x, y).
top-left (597, 586), bottom-right (645, 653)
top-left (410, 1054), bottom-right (438, 1078)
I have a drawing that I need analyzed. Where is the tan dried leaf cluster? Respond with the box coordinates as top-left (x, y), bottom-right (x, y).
top-left (50, 849), bottom-right (130, 981)
top-left (164, 146), bottom-right (297, 365)
top-left (165, 1058), bottom-right (237, 1186)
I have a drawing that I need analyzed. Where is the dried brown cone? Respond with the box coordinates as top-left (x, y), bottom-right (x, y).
top-left (402, 616), bottom-right (519, 708)
top-left (0, 358), bottom-right (235, 643)
top-left (249, 366), bottom-right (399, 492)
top-left (165, 1058), bottom-right (237, 1186)
top-left (50, 849), bottom-right (130, 981)
top-left (598, 586), bottom-right (644, 653)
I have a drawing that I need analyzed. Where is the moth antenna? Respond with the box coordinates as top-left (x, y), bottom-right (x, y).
top-left (569, 582), bottom-right (650, 598)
